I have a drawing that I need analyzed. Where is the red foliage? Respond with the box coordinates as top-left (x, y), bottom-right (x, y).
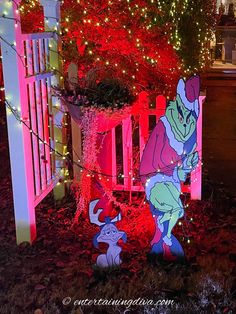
top-left (18, 0), bottom-right (182, 97)
top-left (60, 0), bottom-right (181, 96)
top-left (19, 3), bottom-right (44, 33)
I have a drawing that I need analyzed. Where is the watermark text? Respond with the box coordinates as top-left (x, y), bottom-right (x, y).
top-left (62, 297), bottom-right (174, 308)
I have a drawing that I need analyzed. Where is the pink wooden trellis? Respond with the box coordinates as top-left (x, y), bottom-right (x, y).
top-left (0, 0), bottom-right (64, 244)
top-left (109, 92), bottom-right (205, 199)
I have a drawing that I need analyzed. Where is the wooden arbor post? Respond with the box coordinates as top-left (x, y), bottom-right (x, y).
top-left (40, 0), bottom-right (66, 199)
top-left (67, 63), bottom-right (82, 181)
top-left (190, 95), bottom-right (206, 200)
top-left (0, 0), bottom-right (36, 244)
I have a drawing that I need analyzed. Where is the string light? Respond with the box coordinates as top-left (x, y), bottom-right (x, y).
top-left (4, 97), bottom-right (203, 182)
top-left (1, 0), bottom-right (206, 237)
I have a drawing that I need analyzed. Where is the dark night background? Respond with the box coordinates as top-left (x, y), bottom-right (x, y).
top-left (0, 0), bottom-right (236, 313)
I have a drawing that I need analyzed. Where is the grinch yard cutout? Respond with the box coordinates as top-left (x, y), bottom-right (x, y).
top-left (89, 199), bottom-right (127, 268)
top-left (140, 75), bottom-right (200, 260)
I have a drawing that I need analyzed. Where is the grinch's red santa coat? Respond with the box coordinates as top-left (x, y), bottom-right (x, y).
top-left (139, 115), bottom-right (183, 199)
top-left (139, 75), bottom-right (200, 202)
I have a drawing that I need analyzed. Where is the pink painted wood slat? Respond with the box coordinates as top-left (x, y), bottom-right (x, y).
top-left (32, 40), bottom-right (39, 74)
top-left (41, 78), bottom-right (52, 183)
top-left (25, 40), bottom-right (33, 76)
top-left (122, 116), bottom-right (132, 191)
top-left (46, 76), bottom-right (56, 175)
top-left (28, 83), bottom-right (41, 196)
top-left (44, 38), bottom-right (50, 71)
top-left (111, 128), bottom-right (117, 188)
top-left (39, 38), bottom-right (45, 73)
top-left (35, 81), bottom-right (47, 190)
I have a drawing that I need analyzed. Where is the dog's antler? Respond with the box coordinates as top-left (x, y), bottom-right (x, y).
top-left (89, 199), bottom-right (104, 226)
top-left (89, 199), bottom-right (122, 226)
top-left (111, 212), bottom-right (121, 223)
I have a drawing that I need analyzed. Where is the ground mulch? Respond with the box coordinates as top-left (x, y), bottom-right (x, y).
top-left (0, 105), bottom-right (236, 314)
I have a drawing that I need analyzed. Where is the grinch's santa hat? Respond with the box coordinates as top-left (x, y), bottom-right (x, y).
top-left (177, 75), bottom-right (200, 118)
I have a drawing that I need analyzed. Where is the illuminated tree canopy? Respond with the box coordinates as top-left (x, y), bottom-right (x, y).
top-left (18, 0), bottom-right (216, 97)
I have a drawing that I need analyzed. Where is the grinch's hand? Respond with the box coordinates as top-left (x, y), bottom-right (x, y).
top-left (182, 151), bottom-right (199, 171)
top-left (177, 168), bottom-right (187, 181)
top-left (190, 151), bottom-right (199, 169)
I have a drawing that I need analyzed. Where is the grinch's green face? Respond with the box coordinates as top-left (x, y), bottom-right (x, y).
top-left (166, 95), bottom-right (197, 143)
